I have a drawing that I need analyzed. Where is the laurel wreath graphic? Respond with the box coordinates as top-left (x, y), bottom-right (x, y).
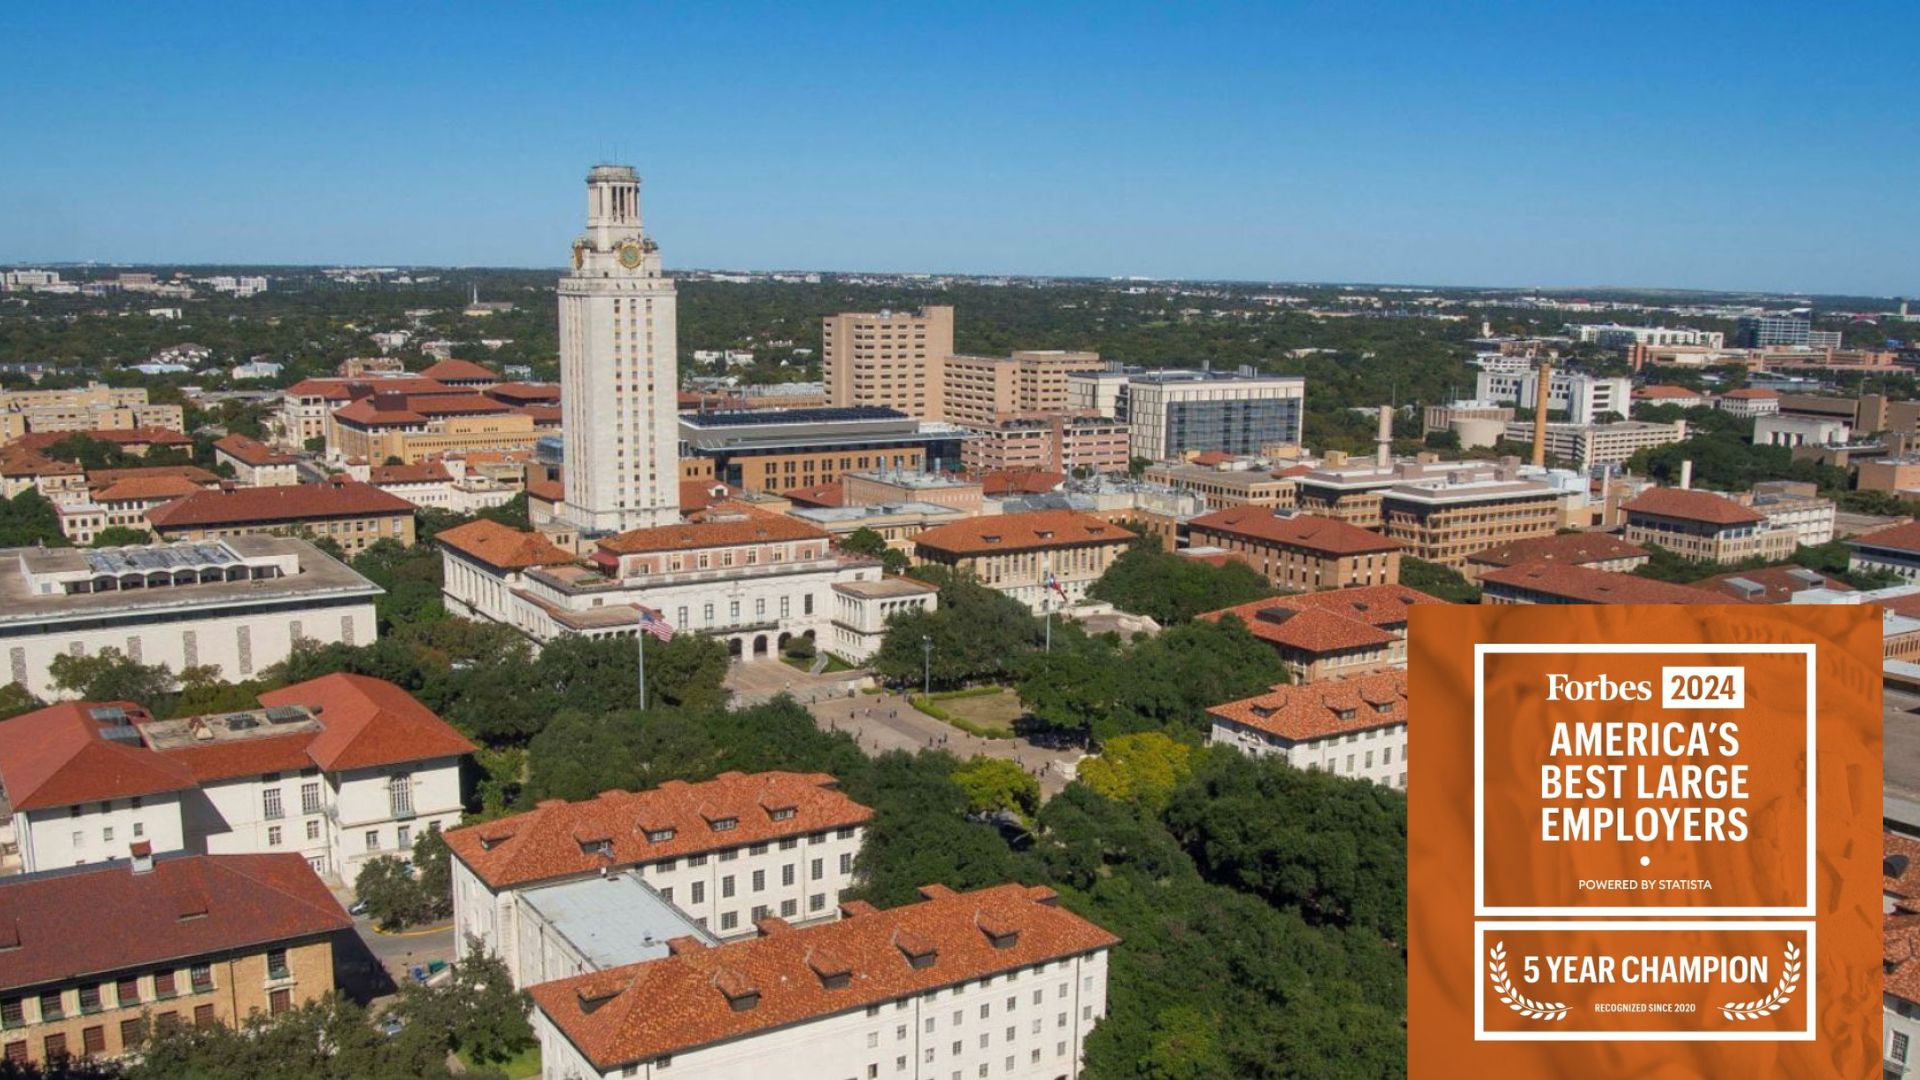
top-left (1719, 941), bottom-right (1800, 1021)
top-left (1487, 941), bottom-right (1569, 1021)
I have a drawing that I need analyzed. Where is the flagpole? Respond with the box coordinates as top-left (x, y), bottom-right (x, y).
top-left (637, 606), bottom-right (647, 712)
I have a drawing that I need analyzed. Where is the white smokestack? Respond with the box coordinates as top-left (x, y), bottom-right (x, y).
top-left (1375, 406), bottom-right (1393, 468)
top-left (1679, 460), bottom-right (1693, 490)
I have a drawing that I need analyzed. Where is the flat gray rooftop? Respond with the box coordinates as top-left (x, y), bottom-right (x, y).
top-left (518, 872), bottom-right (717, 970)
top-left (0, 535), bottom-right (380, 631)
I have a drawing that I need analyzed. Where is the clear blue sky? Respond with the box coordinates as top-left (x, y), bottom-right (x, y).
top-left (2, 2), bottom-right (1915, 295)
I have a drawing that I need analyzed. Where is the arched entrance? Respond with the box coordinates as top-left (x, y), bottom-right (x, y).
top-left (753, 635), bottom-right (769, 657)
top-left (727, 638), bottom-right (743, 661)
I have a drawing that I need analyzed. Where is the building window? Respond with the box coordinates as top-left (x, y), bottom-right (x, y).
top-left (811, 858), bottom-right (823, 880)
top-left (306, 820), bottom-right (320, 841)
top-left (120, 1018), bottom-right (142, 1047)
top-left (262, 788), bottom-right (283, 821)
top-left (780, 898), bottom-right (797, 917)
top-left (38, 992), bottom-right (62, 1022)
top-left (269, 989), bottom-right (290, 1015)
top-left (751, 869), bottom-right (765, 892)
top-left (77, 986), bottom-right (100, 1014)
top-left (388, 774), bottom-right (414, 818)
top-left (782, 863), bottom-right (795, 886)
top-left (365, 830), bottom-right (381, 851)
top-left (193, 1004), bottom-right (215, 1028)
top-left (398, 824), bottom-right (411, 851)
top-left (81, 1026), bottom-right (104, 1057)
top-left (42, 1033), bottom-right (66, 1065)
top-left (810, 893), bottom-right (825, 912)
top-left (691, 881), bottom-right (705, 904)
top-left (267, 950), bottom-right (290, 981)
top-left (267, 825), bottom-right (282, 847)
top-left (1898, 1032), bottom-right (1913, 1064)
top-left (840, 853), bottom-right (853, 875)
top-left (301, 781), bottom-right (322, 815)
top-left (154, 971), bottom-right (176, 999)
top-left (190, 965), bottom-right (213, 994)
top-left (720, 912), bottom-right (738, 931)
top-left (115, 978), bottom-right (139, 1007)
top-left (0, 1001), bottom-right (17, 1029)
top-left (721, 876), bottom-right (735, 899)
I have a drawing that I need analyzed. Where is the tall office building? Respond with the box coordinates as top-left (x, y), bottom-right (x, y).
top-left (820, 305), bottom-right (955, 415)
top-left (1737, 313), bottom-right (1812, 348)
top-left (556, 165), bottom-right (681, 534)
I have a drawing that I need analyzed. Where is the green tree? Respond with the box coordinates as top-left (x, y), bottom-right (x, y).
top-left (0, 488), bottom-right (68, 547)
top-left (390, 945), bottom-right (534, 1067)
top-left (412, 824), bottom-right (453, 920)
top-left (47, 647), bottom-right (177, 710)
top-left (1080, 732), bottom-right (1193, 811)
top-left (871, 567), bottom-right (1043, 689)
top-left (127, 993), bottom-right (458, 1079)
top-left (951, 756), bottom-right (1041, 819)
top-left (89, 525), bottom-right (153, 548)
top-left (0, 683), bottom-right (44, 722)
top-left (1087, 537), bottom-right (1275, 624)
top-left (354, 856), bottom-right (428, 932)
top-left (1397, 556), bottom-right (1478, 603)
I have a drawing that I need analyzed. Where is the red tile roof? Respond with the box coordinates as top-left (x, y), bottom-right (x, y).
top-left (1273, 463), bottom-right (1316, 478)
top-left (596, 512), bottom-right (829, 556)
top-left (529, 883), bottom-right (1116, 1071)
top-left (0, 678), bottom-right (474, 801)
top-left (1887, 834), bottom-right (1920, 1002)
top-left (257, 673), bottom-right (476, 773)
top-left (332, 397), bottom-right (425, 425)
top-left (515, 404), bottom-right (563, 424)
top-left (146, 479), bottom-right (413, 528)
top-left (284, 376), bottom-right (455, 401)
top-left (1187, 508), bottom-right (1401, 555)
top-left (1191, 451), bottom-right (1236, 466)
top-left (86, 464), bottom-right (218, 489)
top-left (0, 702), bottom-right (195, 812)
top-left (1854, 522), bottom-right (1920, 556)
top-left (914, 510), bottom-right (1126, 558)
top-left (92, 474), bottom-right (208, 503)
top-left (1622, 487), bottom-right (1764, 526)
top-left (369, 461), bottom-right (452, 486)
top-left (1886, 832), bottom-right (1920, 905)
top-left (1200, 583), bottom-right (1443, 654)
top-left (486, 382), bottom-right (562, 405)
top-left (409, 393), bottom-right (514, 417)
top-left (977, 469), bottom-right (1065, 496)
top-left (419, 358), bottom-right (497, 382)
top-left (526, 476), bottom-right (563, 503)
top-left (0, 853), bottom-right (350, 993)
top-left (1721, 387), bottom-right (1779, 399)
top-left (1208, 670), bottom-right (1407, 743)
top-left (1466, 532), bottom-right (1649, 569)
top-left (1479, 562), bottom-right (1729, 604)
top-left (783, 483), bottom-right (844, 508)
top-left (213, 434), bottom-right (298, 467)
top-left (444, 771), bottom-right (873, 891)
top-left (0, 449), bottom-right (82, 479)
top-left (436, 519), bottom-right (577, 571)
top-left (9, 427), bottom-right (192, 454)
top-left (679, 480), bottom-right (738, 513)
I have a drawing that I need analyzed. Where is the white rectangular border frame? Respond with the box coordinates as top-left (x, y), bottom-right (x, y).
top-left (1473, 920), bottom-right (1816, 1041)
top-left (1473, 643), bottom-right (1816, 917)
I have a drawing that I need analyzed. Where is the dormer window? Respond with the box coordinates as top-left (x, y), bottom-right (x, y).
top-left (1334, 708), bottom-right (1356, 722)
top-left (709, 817), bottom-right (737, 832)
top-left (647, 828), bottom-right (676, 843)
top-left (1372, 702), bottom-right (1394, 715)
top-left (770, 807), bottom-right (795, 822)
top-left (579, 839), bottom-right (613, 857)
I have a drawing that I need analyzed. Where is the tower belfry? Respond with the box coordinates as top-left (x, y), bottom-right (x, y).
top-left (555, 164), bottom-right (681, 534)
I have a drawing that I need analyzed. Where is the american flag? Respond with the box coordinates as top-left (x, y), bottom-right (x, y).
top-left (638, 607), bottom-right (675, 641)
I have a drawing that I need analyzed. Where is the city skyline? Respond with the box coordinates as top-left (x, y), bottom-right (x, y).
top-left (2, 3), bottom-right (1916, 296)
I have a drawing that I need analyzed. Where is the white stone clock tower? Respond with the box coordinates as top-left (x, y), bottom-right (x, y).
top-left (556, 164), bottom-right (681, 534)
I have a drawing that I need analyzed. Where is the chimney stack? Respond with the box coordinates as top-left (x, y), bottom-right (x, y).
top-left (1530, 363), bottom-right (1553, 468)
top-left (1375, 406), bottom-right (1393, 468)
top-left (129, 840), bottom-right (154, 875)
top-left (1679, 460), bottom-right (1693, 490)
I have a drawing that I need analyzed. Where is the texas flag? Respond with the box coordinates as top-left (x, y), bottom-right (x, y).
top-left (1044, 572), bottom-right (1068, 600)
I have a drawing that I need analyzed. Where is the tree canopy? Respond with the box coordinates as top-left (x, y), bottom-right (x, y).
top-left (1087, 537), bottom-right (1276, 624)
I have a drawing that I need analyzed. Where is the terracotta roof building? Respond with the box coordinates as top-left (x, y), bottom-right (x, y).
top-left (1850, 523), bottom-right (1920, 585)
top-left (911, 509), bottom-right (1131, 612)
top-left (146, 478), bottom-right (415, 554)
top-left (7, 426), bottom-right (192, 460)
top-left (211, 434), bottom-right (301, 487)
top-left (447, 771), bottom-right (874, 984)
top-left (1199, 583), bottom-right (1444, 683)
top-left (418, 358), bottom-right (499, 387)
top-left (1479, 562), bottom-right (1729, 605)
top-left (1464, 531), bottom-right (1650, 581)
top-left (1716, 386), bottom-right (1781, 418)
top-left (1621, 487), bottom-right (1797, 565)
top-left (1185, 507), bottom-right (1401, 591)
top-left (529, 882), bottom-right (1115, 1078)
top-left (1887, 833), bottom-right (1920, 1068)
top-left (1208, 670), bottom-right (1408, 788)
top-left (1700, 565), bottom-right (1849, 603)
top-left (0, 852), bottom-right (351, 1068)
top-left (0, 673), bottom-right (473, 880)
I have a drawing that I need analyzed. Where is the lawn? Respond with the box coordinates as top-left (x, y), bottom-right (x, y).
top-left (911, 686), bottom-right (1024, 738)
top-left (781, 652), bottom-right (853, 674)
top-left (458, 1044), bottom-right (540, 1079)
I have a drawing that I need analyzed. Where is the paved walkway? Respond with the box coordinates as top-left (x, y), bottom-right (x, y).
top-left (725, 660), bottom-right (1081, 797)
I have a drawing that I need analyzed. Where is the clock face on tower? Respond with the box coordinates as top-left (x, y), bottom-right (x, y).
top-left (617, 240), bottom-right (643, 269)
